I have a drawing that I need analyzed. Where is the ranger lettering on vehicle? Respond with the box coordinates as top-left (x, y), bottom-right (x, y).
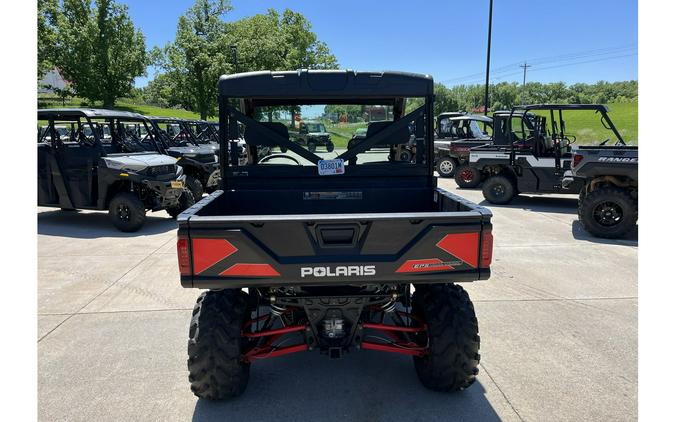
top-left (598, 157), bottom-right (638, 163)
top-left (301, 265), bottom-right (376, 277)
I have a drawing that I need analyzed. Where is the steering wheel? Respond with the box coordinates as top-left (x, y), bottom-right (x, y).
top-left (258, 154), bottom-right (301, 165)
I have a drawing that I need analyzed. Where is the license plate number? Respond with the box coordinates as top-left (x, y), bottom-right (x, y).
top-left (318, 159), bottom-right (345, 176)
top-left (171, 180), bottom-right (184, 189)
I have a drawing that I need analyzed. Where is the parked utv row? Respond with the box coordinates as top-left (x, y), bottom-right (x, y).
top-left (37, 109), bottom-right (225, 232)
top-left (438, 104), bottom-right (637, 238)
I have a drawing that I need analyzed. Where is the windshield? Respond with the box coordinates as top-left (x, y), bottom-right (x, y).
top-left (224, 99), bottom-right (428, 169)
top-left (303, 123), bottom-right (326, 133)
top-left (152, 120), bottom-right (195, 148)
top-left (467, 120), bottom-right (490, 138)
top-left (528, 109), bottom-right (625, 146)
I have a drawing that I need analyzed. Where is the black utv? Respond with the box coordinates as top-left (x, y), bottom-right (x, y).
top-left (295, 121), bottom-right (335, 152)
top-left (148, 116), bottom-right (222, 199)
top-left (184, 119), bottom-right (220, 146)
top-left (464, 104), bottom-right (625, 205)
top-left (38, 109), bottom-right (193, 231)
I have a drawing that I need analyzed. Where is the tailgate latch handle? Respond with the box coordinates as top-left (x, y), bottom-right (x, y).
top-left (316, 225), bottom-right (358, 248)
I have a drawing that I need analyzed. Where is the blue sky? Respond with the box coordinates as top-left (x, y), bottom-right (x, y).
top-left (126, 0), bottom-right (637, 87)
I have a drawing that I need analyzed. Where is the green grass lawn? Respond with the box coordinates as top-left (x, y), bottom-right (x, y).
top-left (326, 122), bottom-right (368, 148)
top-left (38, 96), bottom-right (212, 121)
top-left (533, 102), bottom-right (637, 145)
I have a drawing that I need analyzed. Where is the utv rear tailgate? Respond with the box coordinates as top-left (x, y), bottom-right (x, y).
top-left (177, 190), bottom-right (493, 289)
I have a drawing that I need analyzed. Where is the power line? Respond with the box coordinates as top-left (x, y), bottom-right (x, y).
top-left (440, 45), bottom-right (637, 84)
top-left (445, 52), bottom-right (637, 86)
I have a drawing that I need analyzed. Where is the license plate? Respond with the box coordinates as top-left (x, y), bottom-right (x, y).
top-left (318, 159), bottom-right (345, 176)
top-left (170, 180), bottom-right (184, 189)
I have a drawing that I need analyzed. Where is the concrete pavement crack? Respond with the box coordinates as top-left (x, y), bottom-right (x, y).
top-left (480, 362), bottom-right (526, 422)
top-left (473, 296), bottom-right (636, 303)
top-left (37, 235), bottom-right (177, 343)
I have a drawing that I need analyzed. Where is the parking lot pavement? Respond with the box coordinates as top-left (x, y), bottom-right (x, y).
top-left (37, 179), bottom-right (637, 422)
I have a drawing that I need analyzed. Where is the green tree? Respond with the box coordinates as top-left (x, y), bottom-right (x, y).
top-left (55, 0), bottom-right (147, 107)
top-left (434, 83), bottom-right (459, 114)
top-left (153, 4), bottom-right (338, 119)
top-left (153, 0), bottom-right (232, 119)
top-left (38, 0), bottom-right (60, 82)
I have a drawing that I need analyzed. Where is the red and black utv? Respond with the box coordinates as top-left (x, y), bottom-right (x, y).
top-left (175, 70), bottom-right (493, 399)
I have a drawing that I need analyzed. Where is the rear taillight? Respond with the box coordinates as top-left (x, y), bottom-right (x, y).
top-left (177, 237), bottom-right (191, 276)
top-left (572, 153), bottom-right (583, 168)
top-left (479, 229), bottom-right (493, 268)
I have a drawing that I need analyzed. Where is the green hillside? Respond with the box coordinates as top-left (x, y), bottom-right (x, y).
top-left (532, 102), bottom-right (637, 145)
top-left (39, 97), bottom-right (637, 146)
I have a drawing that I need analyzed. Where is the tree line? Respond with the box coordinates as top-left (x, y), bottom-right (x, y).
top-left (440, 80), bottom-right (637, 113)
top-left (39, 0), bottom-right (637, 119)
top-left (38, 0), bottom-right (337, 118)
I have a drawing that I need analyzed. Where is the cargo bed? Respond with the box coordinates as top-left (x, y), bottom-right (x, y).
top-left (177, 186), bottom-right (492, 289)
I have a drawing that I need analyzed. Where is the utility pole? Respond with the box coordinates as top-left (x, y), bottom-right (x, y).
top-left (484, 0), bottom-right (494, 116)
top-left (520, 61), bottom-right (531, 85)
top-left (520, 61), bottom-right (531, 104)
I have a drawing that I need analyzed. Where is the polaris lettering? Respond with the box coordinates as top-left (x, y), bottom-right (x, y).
top-left (301, 265), bottom-right (376, 278)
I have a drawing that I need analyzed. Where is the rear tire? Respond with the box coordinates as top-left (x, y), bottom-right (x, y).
top-left (436, 157), bottom-right (457, 178)
top-left (454, 164), bottom-right (481, 188)
top-left (308, 141), bottom-right (317, 153)
top-left (326, 141), bottom-right (335, 152)
top-left (108, 192), bottom-right (146, 232)
top-left (412, 284), bottom-right (480, 392)
top-left (188, 289), bottom-right (251, 400)
top-left (482, 175), bottom-right (517, 204)
top-left (186, 175), bottom-right (204, 200)
top-left (579, 187), bottom-right (637, 238)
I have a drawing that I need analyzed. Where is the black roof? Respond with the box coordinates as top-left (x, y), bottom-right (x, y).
top-left (147, 116), bottom-right (183, 122)
top-left (218, 70), bottom-right (434, 100)
top-left (37, 108), bottom-right (147, 120)
top-left (512, 104), bottom-right (609, 112)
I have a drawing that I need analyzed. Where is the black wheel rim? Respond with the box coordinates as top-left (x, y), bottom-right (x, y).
top-left (491, 184), bottom-right (505, 198)
top-left (459, 168), bottom-right (474, 183)
top-left (593, 201), bottom-right (623, 226)
top-left (117, 204), bottom-right (131, 222)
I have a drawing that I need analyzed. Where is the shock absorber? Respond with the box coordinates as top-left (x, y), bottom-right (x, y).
top-left (380, 293), bottom-right (399, 313)
top-left (270, 303), bottom-right (287, 317)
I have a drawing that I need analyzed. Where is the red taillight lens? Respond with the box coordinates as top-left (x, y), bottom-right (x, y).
top-left (177, 237), bottom-right (191, 276)
top-left (479, 229), bottom-right (493, 268)
top-left (572, 153), bottom-right (583, 168)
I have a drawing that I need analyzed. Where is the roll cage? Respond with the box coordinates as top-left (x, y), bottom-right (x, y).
top-left (37, 109), bottom-right (164, 155)
top-left (504, 104), bottom-right (626, 171)
top-left (148, 116), bottom-right (200, 148)
top-left (218, 70), bottom-right (435, 189)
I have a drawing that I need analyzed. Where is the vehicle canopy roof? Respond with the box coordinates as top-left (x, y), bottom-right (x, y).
top-left (37, 108), bottom-right (147, 120)
top-left (510, 104), bottom-right (609, 112)
top-left (493, 110), bottom-right (531, 117)
top-left (437, 112), bottom-right (466, 119)
top-left (218, 70), bottom-right (433, 105)
top-left (147, 116), bottom-right (184, 122)
top-left (447, 114), bottom-right (492, 123)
